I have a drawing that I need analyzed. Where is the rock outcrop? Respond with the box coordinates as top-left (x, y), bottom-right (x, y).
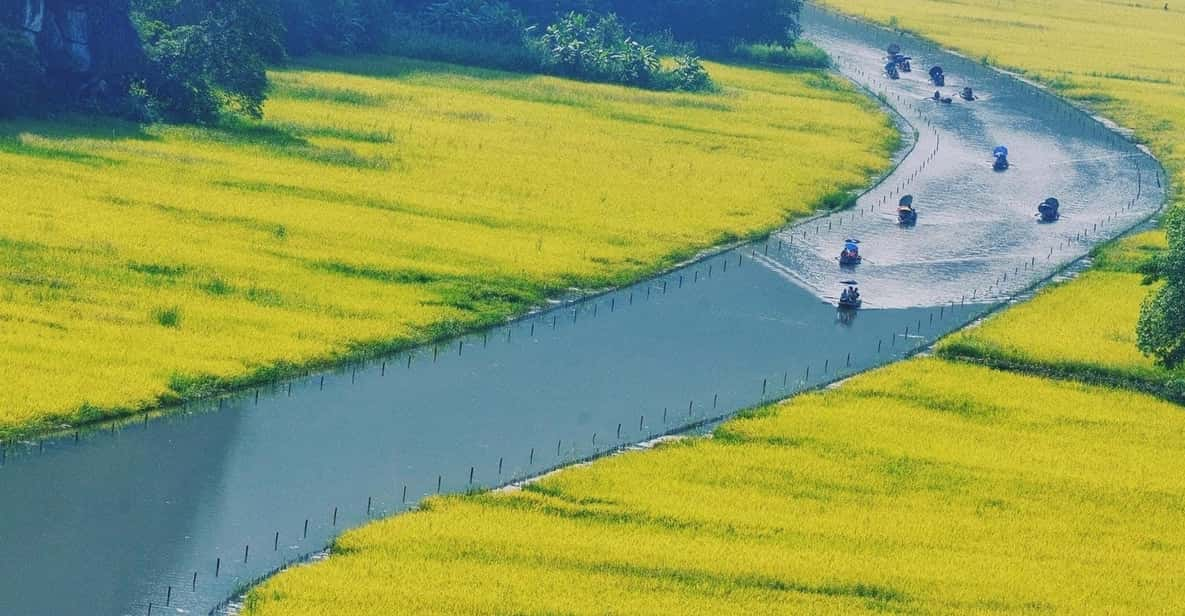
top-left (5, 0), bottom-right (143, 100)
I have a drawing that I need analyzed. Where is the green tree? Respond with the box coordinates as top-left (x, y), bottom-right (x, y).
top-left (1138, 209), bottom-right (1185, 366)
top-left (133, 0), bottom-right (282, 122)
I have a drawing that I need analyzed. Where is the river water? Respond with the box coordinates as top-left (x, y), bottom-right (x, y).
top-left (0, 5), bottom-right (1163, 615)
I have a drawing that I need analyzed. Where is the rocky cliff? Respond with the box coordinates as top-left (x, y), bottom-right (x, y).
top-left (4, 0), bottom-right (143, 100)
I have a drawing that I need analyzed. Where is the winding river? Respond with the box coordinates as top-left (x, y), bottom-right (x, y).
top-left (0, 5), bottom-right (1165, 615)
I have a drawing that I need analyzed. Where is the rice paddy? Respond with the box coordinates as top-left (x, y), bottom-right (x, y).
top-left (243, 358), bottom-right (1185, 615)
top-left (0, 55), bottom-right (897, 438)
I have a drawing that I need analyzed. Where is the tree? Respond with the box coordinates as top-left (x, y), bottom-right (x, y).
top-left (133, 0), bottom-right (283, 121)
top-left (0, 27), bottom-right (44, 117)
top-left (1138, 209), bottom-right (1185, 366)
top-left (538, 12), bottom-right (659, 86)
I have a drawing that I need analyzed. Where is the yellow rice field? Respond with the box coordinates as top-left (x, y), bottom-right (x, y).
top-left (938, 232), bottom-right (1184, 385)
top-left (0, 56), bottom-right (896, 437)
top-left (244, 358), bottom-right (1185, 615)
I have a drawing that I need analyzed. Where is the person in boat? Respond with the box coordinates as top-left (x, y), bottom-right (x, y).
top-left (1038, 197), bottom-right (1060, 221)
top-left (933, 90), bottom-right (952, 104)
top-left (961, 87), bottom-right (976, 101)
top-left (929, 65), bottom-right (945, 86)
top-left (993, 145), bottom-right (1009, 170)
top-left (841, 239), bottom-right (860, 261)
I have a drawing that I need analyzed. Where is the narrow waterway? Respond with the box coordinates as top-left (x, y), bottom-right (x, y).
top-left (0, 6), bottom-right (1163, 616)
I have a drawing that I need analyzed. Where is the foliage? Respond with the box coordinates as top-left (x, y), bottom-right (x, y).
top-left (244, 358), bottom-right (1185, 615)
top-left (536, 13), bottom-right (660, 86)
top-left (1138, 212), bottom-right (1185, 366)
top-left (513, 0), bottom-right (803, 48)
top-left (133, 0), bottom-right (283, 122)
top-left (278, 0), bottom-right (400, 55)
top-left (730, 40), bottom-right (830, 69)
top-left (420, 0), bottom-right (531, 45)
top-left (0, 56), bottom-right (894, 438)
top-left (0, 27), bottom-right (44, 118)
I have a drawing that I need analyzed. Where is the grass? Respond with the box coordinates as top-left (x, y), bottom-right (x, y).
top-left (0, 54), bottom-right (897, 439)
top-left (937, 233), bottom-right (1185, 392)
top-left (243, 358), bottom-right (1185, 615)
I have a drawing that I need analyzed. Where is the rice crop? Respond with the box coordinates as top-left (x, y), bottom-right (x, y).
top-left (0, 55), bottom-right (897, 438)
top-left (244, 358), bottom-right (1185, 615)
top-left (937, 232), bottom-right (1183, 389)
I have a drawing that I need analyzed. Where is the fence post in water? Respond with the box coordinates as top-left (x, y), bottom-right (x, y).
top-left (556, 440), bottom-right (562, 456)
top-left (244, 544), bottom-right (249, 563)
top-left (498, 457), bottom-right (504, 475)
top-left (215, 558), bottom-right (220, 578)
top-left (192, 572), bottom-right (197, 592)
top-left (333, 507), bottom-right (339, 525)
top-left (762, 378), bottom-right (768, 398)
top-left (846, 353), bottom-right (851, 368)
top-left (878, 339), bottom-right (883, 353)
top-left (166, 587), bottom-right (171, 607)
top-left (824, 359), bottom-right (829, 374)
top-left (436, 476), bottom-right (442, 494)
top-left (304, 518), bottom-right (309, 538)
top-left (529, 448), bottom-right (535, 465)
top-left (469, 467), bottom-right (474, 484)
top-left (639, 415), bottom-right (644, 432)
top-left (713, 393), bottom-right (718, 409)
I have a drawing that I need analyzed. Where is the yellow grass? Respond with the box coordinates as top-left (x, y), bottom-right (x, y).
top-left (244, 358), bottom-right (1185, 615)
top-left (0, 55), bottom-right (896, 437)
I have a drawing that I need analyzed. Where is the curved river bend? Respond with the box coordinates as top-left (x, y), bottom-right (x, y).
top-left (0, 6), bottom-right (1164, 615)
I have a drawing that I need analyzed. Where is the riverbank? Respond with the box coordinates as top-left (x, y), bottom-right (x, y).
top-left (238, 4), bottom-right (1185, 614)
top-left (0, 56), bottom-right (897, 441)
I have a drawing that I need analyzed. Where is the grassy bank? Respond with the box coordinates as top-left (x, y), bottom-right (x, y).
top-left (0, 55), bottom-right (897, 439)
top-left (937, 232), bottom-right (1185, 394)
top-left (244, 358), bottom-right (1185, 615)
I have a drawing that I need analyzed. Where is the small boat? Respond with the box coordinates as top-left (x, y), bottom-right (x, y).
top-left (887, 44), bottom-right (912, 72)
top-left (839, 239), bottom-right (862, 266)
top-left (960, 86), bottom-right (977, 101)
top-left (929, 65), bottom-right (945, 86)
top-left (1038, 197), bottom-right (1060, 222)
top-left (993, 145), bottom-right (1009, 171)
top-left (838, 280), bottom-right (863, 309)
top-left (897, 195), bottom-right (918, 226)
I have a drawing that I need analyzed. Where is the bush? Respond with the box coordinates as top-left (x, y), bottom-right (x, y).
top-left (420, 0), bottom-right (531, 45)
top-left (729, 41), bottom-right (830, 69)
top-left (0, 27), bottom-right (45, 117)
top-left (537, 13), bottom-right (660, 86)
